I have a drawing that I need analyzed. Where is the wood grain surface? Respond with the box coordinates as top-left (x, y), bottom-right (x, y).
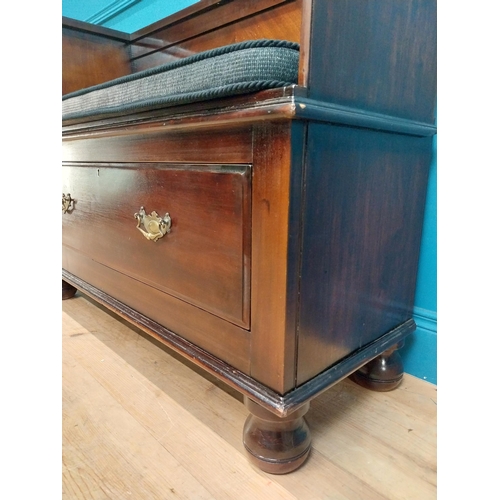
top-left (306, 0), bottom-right (437, 123)
top-left (296, 123), bottom-right (432, 385)
top-left (62, 25), bottom-right (131, 95)
top-left (130, 0), bottom-right (303, 70)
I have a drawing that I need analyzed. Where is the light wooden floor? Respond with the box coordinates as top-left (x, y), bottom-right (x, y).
top-left (62, 293), bottom-right (437, 500)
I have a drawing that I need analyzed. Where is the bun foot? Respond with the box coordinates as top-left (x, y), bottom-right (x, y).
top-left (62, 280), bottom-right (77, 300)
top-left (243, 397), bottom-right (311, 474)
top-left (350, 343), bottom-right (404, 392)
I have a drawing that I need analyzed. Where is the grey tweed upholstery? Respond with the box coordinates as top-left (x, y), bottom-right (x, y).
top-left (62, 40), bottom-right (300, 121)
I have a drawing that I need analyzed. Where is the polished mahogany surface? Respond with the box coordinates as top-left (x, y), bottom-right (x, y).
top-left (296, 123), bottom-right (432, 384)
top-left (62, 18), bottom-right (131, 94)
top-left (62, 126), bottom-right (253, 165)
top-left (130, 0), bottom-right (304, 71)
top-left (306, 0), bottom-right (437, 123)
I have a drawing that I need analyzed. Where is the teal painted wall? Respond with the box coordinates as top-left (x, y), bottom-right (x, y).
top-left (62, 0), bottom-right (199, 31)
top-left (62, 0), bottom-right (438, 385)
top-left (103, 0), bottom-right (199, 32)
top-left (400, 136), bottom-right (437, 384)
top-left (63, 0), bottom-right (114, 22)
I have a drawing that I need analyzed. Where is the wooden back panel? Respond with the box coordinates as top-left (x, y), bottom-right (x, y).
top-left (128, 0), bottom-right (304, 72)
top-left (62, 17), bottom-right (132, 95)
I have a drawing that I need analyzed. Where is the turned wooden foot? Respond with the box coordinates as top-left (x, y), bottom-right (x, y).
top-left (62, 279), bottom-right (77, 300)
top-left (350, 342), bottom-right (404, 392)
top-left (242, 397), bottom-right (311, 474)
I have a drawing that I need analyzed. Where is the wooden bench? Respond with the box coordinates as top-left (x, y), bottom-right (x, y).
top-left (62, 0), bottom-right (436, 474)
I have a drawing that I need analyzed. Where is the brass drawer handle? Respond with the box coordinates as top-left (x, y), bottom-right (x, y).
top-left (134, 206), bottom-right (172, 242)
top-left (62, 193), bottom-right (73, 213)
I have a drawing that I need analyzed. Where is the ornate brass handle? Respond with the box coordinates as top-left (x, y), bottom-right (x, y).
top-left (134, 206), bottom-right (172, 242)
top-left (62, 193), bottom-right (73, 213)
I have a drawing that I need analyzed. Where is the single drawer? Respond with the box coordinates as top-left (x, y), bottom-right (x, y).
top-left (62, 163), bottom-right (251, 327)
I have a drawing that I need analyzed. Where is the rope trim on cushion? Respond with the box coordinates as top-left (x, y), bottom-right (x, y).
top-left (62, 80), bottom-right (294, 121)
top-left (63, 39), bottom-right (300, 101)
top-left (62, 40), bottom-right (300, 121)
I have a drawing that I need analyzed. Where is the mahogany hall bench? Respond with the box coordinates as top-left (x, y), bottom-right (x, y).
top-left (62, 0), bottom-right (436, 473)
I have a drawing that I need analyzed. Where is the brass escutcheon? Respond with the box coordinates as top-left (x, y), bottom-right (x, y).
top-left (134, 206), bottom-right (172, 242)
top-left (62, 193), bottom-right (73, 213)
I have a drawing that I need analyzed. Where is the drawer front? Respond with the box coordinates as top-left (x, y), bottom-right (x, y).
top-left (62, 163), bottom-right (251, 327)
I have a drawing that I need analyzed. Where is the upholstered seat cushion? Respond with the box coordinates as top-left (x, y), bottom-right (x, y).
top-left (62, 39), bottom-right (300, 121)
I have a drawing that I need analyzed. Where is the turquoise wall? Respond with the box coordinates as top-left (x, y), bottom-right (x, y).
top-left (400, 136), bottom-right (437, 384)
top-left (62, 0), bottom-right (199, 32)
top-left (103, 0), bottom-right (199, 32)
top-left (62, 0), bottom-right (438, 385)
top-left (62, 0), bottom-right (114, 23)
